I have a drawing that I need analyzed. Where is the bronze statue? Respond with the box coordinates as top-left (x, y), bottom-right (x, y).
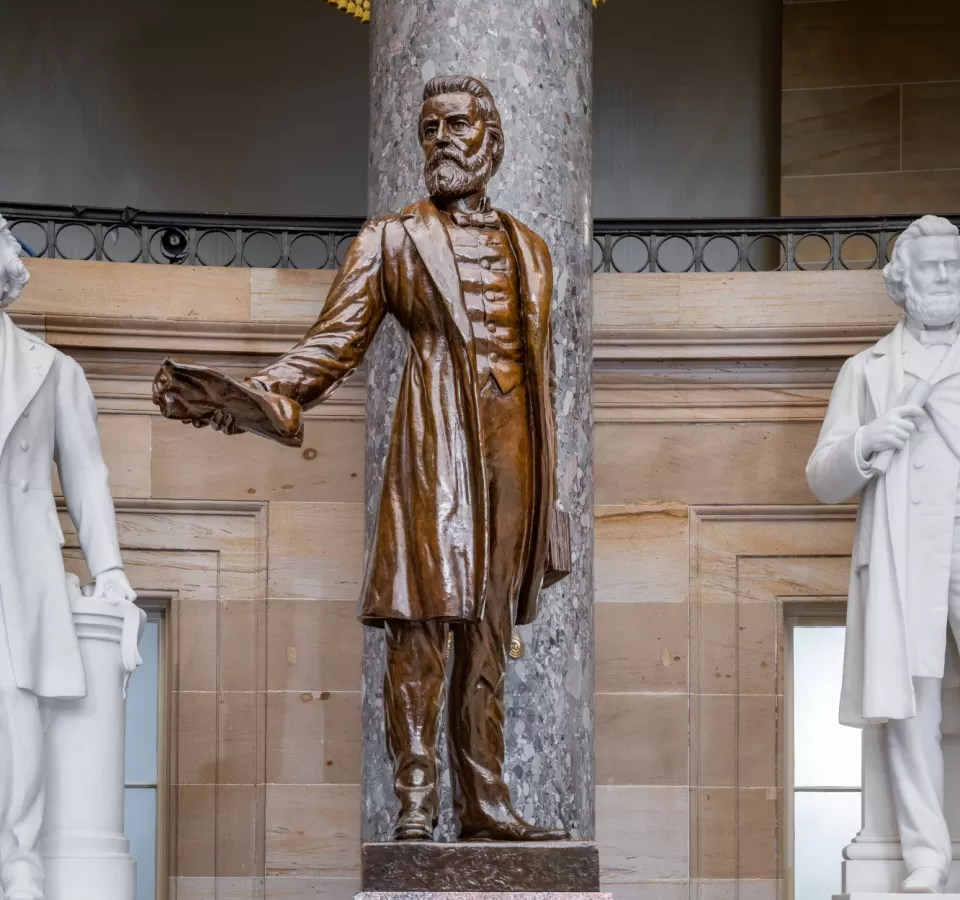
top-left (153, 75), bottom-right (570, 842)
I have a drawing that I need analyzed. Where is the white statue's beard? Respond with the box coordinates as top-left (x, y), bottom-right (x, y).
top-left (0, 251), bottom-right (28, 309)
top-left (904, 283), bottom-right (960, 329)
top-left (424, 140), bottom-right (494, 200)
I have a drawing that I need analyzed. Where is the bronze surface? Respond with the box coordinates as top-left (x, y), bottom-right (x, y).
top-left (151, 75), bottom-right (570, 842)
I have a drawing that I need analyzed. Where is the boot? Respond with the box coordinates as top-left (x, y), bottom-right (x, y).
top-left (458, 801), bottom-right (569, 842)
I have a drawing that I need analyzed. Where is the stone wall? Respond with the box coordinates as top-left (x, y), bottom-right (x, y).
top-left (21, 258), bottom-right (897, 900)
top-left (782, 0), bottom-right (960, 215)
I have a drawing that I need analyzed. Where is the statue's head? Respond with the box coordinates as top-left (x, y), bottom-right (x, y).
top-left (419, 75), bottom-right (504, 202)
top-left (0, 218), bottom-right (28, 310)
top-left (884, 215), bottom-right (960, 328)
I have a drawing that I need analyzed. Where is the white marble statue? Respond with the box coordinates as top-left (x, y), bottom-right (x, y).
top-left (0, 218), bottom-right (135, 900)
top-left (808, 214), bottom-right (960, 894)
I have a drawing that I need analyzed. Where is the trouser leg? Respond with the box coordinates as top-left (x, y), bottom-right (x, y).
top-left (448, 572), bottom-right (515, 823)
top-left (0, 608), bottom-right (44, 898)
top-left (888, 677), bottom-right (952, 875)
top-left (383, 619), bottom-right (448, 828)
top-left (448, 379), bottom-right (531, 825)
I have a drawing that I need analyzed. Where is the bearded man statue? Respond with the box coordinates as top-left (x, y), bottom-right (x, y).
top-left (0, 218), bottom-right (136, 900)
top-left (808, 215), bottom-right (960, 893)
top-left (153, 75), bottom-right (569, 843)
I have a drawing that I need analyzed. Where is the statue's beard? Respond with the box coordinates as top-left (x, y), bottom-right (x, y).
top-left (424, 136), bottom-right (495, 200)
top-left (904, 282), bottom-right (960, 328)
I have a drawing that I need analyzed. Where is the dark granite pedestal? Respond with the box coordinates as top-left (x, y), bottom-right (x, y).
top-left (361, 841), bottom-right (600, 893)
top-left (358, 895), bottom-right (611, 900)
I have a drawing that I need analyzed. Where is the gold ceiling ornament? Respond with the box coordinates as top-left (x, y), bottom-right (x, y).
top-left (327, 0), bottom-right (370, 22)
top-left (327, 0), bottom-right (605, 23)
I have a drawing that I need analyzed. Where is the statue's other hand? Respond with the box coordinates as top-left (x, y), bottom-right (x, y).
top-left (860, 405), bottom-right (925, 456)
top-left (93, 567), bottom-right (137, 605)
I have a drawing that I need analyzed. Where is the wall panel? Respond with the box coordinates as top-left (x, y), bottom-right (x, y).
top-left (782, 0), bottom-right (960, 215)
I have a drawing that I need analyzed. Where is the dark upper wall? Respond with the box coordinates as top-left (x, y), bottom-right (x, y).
top-left (0, 0), bottom-right (370, 217)
top-left (593, 0), bottom-right (781, 218)
top-left (0, 0), bottom-right (780, 219)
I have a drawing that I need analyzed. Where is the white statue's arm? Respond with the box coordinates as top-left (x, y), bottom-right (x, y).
top-left (53, 354), bottom-right (133, 600)
top-left (806, 355), bottom-right (876, 504)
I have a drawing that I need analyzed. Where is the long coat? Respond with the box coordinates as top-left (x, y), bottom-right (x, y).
top-left (0, 312), bottom-right (123, 698)
top-left (250, 199), bottom-right (558, 627)
top-left (807, 320), bottom-right (960, 726)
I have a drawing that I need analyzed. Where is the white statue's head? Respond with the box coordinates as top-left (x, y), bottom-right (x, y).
top-left (884, 214), bottom-right (960, 328)
top-left (0, 217), bottom-right (29, 310)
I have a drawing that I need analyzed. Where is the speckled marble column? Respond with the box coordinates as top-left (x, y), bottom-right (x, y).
top-left (361, 0), bottom-right (594, 843)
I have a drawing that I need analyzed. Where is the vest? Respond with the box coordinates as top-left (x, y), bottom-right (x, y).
top-left (902, 324), bottom-right (960, 511)
top-left (446, 221), bottom-right (525, 393)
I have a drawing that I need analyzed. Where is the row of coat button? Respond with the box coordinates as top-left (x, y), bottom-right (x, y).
top-left (910, 420), bottom-right (949, 504)
top-left (15, 430), bottom-right (30, 490)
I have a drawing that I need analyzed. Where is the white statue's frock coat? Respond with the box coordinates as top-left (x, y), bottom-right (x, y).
top-left (0, 312), bottom-right (122, 698)
top-left (807, 320), bottom-right (960, 726)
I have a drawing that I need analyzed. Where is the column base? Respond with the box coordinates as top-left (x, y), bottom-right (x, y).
top-left (836, 895), bottom-right (960, 900)
top-left (43, 856), bottom-right (136, 900)
top-left (361, 841), bottom-right (600, 892)
top-left (844, 849), bottom-right (960, 892)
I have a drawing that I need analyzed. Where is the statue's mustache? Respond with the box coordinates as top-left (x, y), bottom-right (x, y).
top-left (427, 148), bottom-right (470, 169)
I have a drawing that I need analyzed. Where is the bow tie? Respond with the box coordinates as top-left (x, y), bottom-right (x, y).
top-left (918, 329), bottom-right (958, 347)
top-left (449, 209), bottom-right (501, 230)
top-left (906, 317), bottom-right (959, 346)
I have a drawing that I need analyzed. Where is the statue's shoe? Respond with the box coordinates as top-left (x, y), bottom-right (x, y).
top-left (391, 807), bottom-right (435, 841)
top-left (902, 867), bottom-right (946, 893)
top-left (5, 886), bottom-right (42, 900)
top-left (2, 860), bottom-right (43, 900)
top-left (459, 809), bottom-right (569, 842)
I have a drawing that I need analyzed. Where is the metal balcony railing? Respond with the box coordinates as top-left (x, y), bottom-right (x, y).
top-left (4, 202), bottom-right (951, 274)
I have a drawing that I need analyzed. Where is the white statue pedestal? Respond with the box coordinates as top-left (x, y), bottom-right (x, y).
top-left (838, 895), bottom-right (960, 900)
top-left (834, 685), bottom-right (960, 898)
top-left (40, 575), bottom-right (145, 900)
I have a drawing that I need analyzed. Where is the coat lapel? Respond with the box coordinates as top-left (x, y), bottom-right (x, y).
top-left (498, 212), bottom-right (550, 349)
top-left (864, 322), bottom-right (903, 414)
top-left (0, 312), bottom-right (56, 456)
top-left (401, 200), bottom-right (472, 346)
top-left (929, 329), bottom-right (960, 385)
top-left (900, 327), bottom-right (940, 382)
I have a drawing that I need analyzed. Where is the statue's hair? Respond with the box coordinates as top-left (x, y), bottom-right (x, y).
top-left (883, 214), bottom-right (960, 306)
top-left (0, 216), bottom-right (29, 304)
top-left (420, 75), bottom-right (505, 175)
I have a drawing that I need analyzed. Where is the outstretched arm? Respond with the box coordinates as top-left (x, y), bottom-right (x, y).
top-left (246, 218), bottom-right (387, 408)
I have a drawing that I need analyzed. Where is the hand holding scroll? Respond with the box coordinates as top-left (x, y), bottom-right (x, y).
top-left (152, 358), bottom-right (305, 447)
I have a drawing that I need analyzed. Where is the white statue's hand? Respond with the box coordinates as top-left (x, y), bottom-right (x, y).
top-left (93, 568), bottom-right (137, 605)
top-left (859, 405), bottom-right (925, 456)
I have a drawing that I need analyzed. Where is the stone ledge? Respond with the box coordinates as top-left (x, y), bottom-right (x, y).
top-left (361, 841), bottom-right (600, 892)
